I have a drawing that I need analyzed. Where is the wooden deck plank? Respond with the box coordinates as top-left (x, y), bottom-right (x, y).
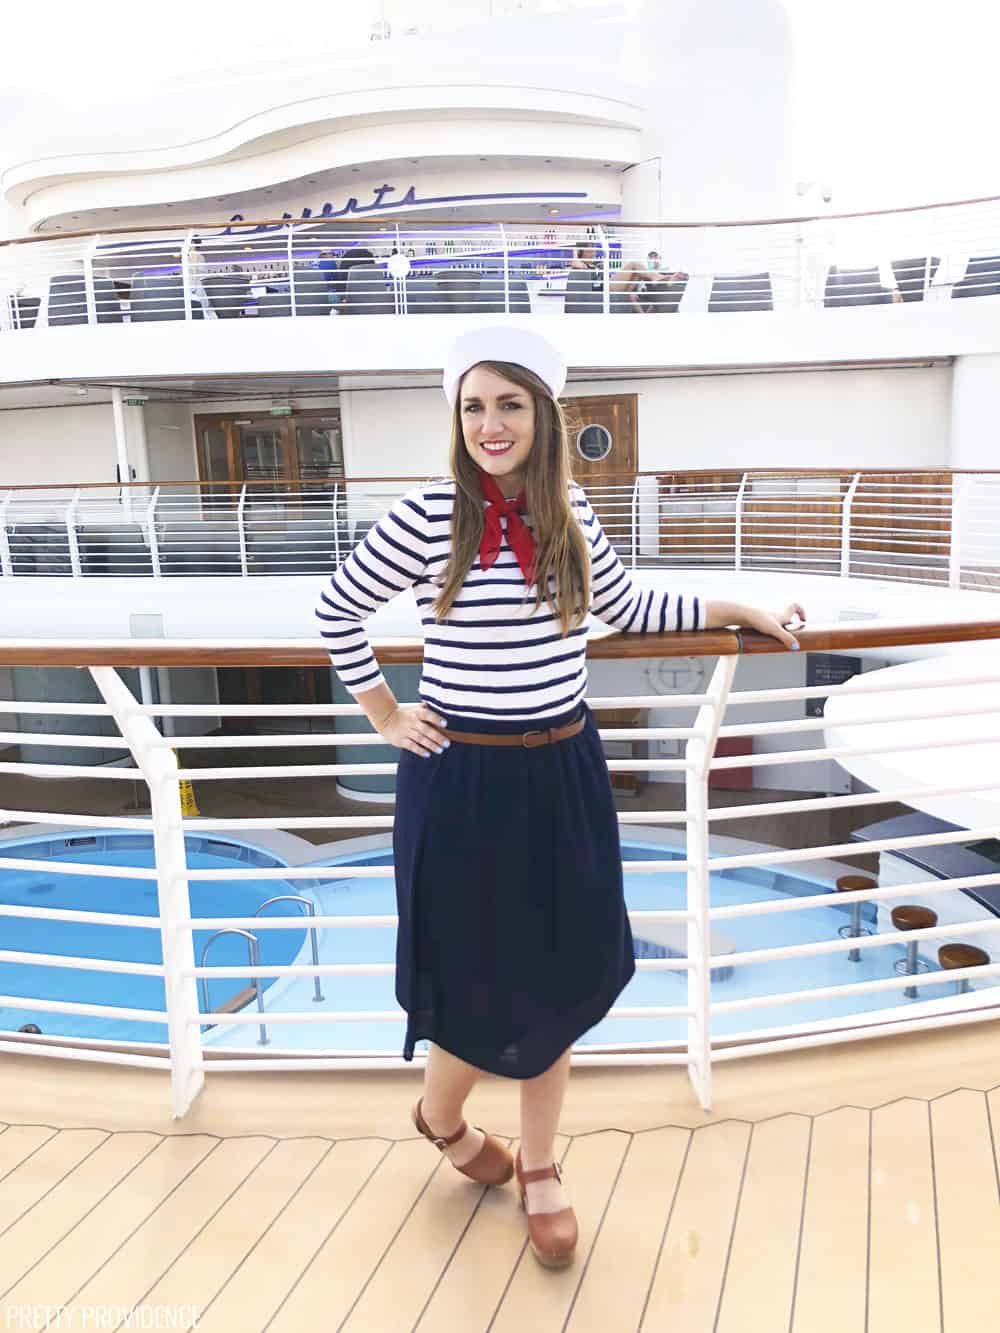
top-left (376, 1138), bottom-right (525, 1333)
top-left (0, 1125), bottom-right (57, 1185)
top-left (68, 1137), bottom-right (275, 1319)
top-left (790, 1106), bottom-right (869, 1333)
top-left (265, 1139), bottom-right (450, 1332)
top-left (868, 1097), bottom-right (941, 1333)
top-left (715, 1114), bottom-right (812, 1333)
top-left (196, 1139), bottom-right (387, 1332)
top-left (931, 1089), bottom-right (1000, 1328)
top-left (639, 1119), bottom-right (751, 1332)
top-left (0, 1132), bottom-right (159, 1294)
top-left (564, 1126), bottom-right (690, 1333)
top-left (489, 1132), bottom-right (629, 1333)
top-left (140, 1138), bottom-right (331, 1315)
top-left (3, 1136), bottom-right (218, 1309)
top-left (0, 1129), bottom-right (107, 1237)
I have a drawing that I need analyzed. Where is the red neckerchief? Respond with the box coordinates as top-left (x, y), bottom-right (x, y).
top-left (477, 469), bottom-right (536, 585)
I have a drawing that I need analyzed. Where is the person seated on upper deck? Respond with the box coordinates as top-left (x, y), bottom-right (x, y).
top-left (639, 267), bottom-right (689, 312)
top-left (569, 242), bottom-right (600, 271)
top-left (610, 260), bottom-right (660, 313)
top-left (568, 242), bottom-right (604, 298)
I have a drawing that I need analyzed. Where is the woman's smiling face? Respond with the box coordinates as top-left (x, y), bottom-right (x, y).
top-left (460, 364), bottom-right (536, 496)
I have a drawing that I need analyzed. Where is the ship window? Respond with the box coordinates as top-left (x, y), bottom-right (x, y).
top-left (576, 424), bottom-right (613, 462)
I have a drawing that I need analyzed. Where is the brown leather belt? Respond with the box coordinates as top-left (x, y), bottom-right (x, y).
top-left (440, 715), bottom-right (586, 749)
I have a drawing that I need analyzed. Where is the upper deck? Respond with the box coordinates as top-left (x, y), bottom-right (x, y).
top-left (4, 205), bottom-right (1000, 389)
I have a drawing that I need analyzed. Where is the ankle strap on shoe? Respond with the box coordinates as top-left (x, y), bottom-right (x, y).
top-left (518, 1160), bottom-right (563, 1185)
top-left (415, 1100), bottom-right (468, 1150)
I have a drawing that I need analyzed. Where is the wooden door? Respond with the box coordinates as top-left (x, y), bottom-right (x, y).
top-left (194, 410), bottom-right (344, 490)
top-left (561, 393), bottom-right (637, 553)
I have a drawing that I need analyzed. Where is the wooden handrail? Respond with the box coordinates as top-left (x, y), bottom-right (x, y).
top-left (1, 621), bottom-right (999, 666)
top-left (5, 191), bottom-right (1000, 247)
top-left (5, 467), bottom-right (1000, 493)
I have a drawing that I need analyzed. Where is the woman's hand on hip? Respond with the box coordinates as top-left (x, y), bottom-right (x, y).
top-left (379, 703), bottom-right (451, 757)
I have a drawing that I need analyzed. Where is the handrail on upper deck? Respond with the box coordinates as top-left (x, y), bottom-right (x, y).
top-left (4, 468), bottom-right (1000, 493)
top-left (5, 191), bottom-right (1000, 247)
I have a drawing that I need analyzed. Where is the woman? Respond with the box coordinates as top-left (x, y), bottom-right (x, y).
top-left (314, 326), bottom-right (804, 1269)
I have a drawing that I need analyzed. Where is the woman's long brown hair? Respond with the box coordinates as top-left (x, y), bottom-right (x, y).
top-left (432, 360), bottom-right (591, 636)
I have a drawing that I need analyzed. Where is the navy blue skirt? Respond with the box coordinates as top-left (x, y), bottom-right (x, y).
top-left (392, 701), bottom-right (635, 1078)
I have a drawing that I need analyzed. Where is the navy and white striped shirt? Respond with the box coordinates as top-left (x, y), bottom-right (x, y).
top-left (315, 479), bottom-right (703, 720)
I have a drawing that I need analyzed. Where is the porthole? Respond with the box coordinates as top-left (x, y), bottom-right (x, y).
top-left (576, 423), bottom-right (613, 462)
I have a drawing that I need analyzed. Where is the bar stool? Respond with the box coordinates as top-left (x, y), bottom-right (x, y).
top-left (836, 874), bottom-right (876, 963)
top-left (938, 943), bottom-right (990, 994)
top-left (891, 905), bottom-right (938, 998)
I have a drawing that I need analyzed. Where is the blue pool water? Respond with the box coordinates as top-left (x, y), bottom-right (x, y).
top-left (0, 833), bottom-right (975, 1050)
top-left (0, 833), bottom-right (306, 1042)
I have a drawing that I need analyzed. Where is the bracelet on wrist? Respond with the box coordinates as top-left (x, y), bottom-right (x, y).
top-left (374, 705), bottom-right (399, 730)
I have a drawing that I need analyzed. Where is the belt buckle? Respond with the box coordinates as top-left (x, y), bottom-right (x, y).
top-left (522, 729), bottom-right (549, 749)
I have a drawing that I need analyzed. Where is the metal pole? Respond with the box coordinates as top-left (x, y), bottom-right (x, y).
top-left (146, 487), bottom-right (161, 577)
top-left (841, 472), bottom-right (861, 578)
top-left (0, 493), bottom-right (12, 578)
top-left (237, 484), bottom-right (249, 577)
top-left (83, 237), bottom-right (98, 325)
top-left (597, 225), bottom-right (610, 314)
top-left (287, 225), bottom-right (297, 317)
top-left (684, 654), bottom-right (737, 1112)
top-left (66, 490), bottom-right (82, 578)
top-left (181, 232), bottom-right (194, 321)
top-left (500, 223), bottom-right (510, 313)
top-left (734, 472), bottom-right (748, 571)
top-left (630, 478), bottom-right (640, 570)
top-left (255, 895), bottom-right (324, 1001)
top-left (111, 388), bottom-right (133, 522)
top-left (90, 665), bottom-right (204, 1116)
top-left (949, 474), bottom-right (967, 590)
top-left (332, 482), bottom-right (341, 566)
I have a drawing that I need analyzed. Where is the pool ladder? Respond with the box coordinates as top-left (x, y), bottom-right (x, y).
top-left (199, 895), bottom-right (324, 1047)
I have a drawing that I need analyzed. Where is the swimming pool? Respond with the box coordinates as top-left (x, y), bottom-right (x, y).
top-left (1, 831), bottom-right (991, 1051)
top-left (0, 831), bottom-right (307, 1043)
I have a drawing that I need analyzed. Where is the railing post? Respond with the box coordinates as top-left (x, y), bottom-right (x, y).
top-left (630, 477), bottom-right (640, 570)
top-left (841, 472), bottom-right (861, 578)
top-left (597, 224), bottom-right (610, 314)
top-left (111, 387), bottom-right (133, 523)
top-left (83, 237), bottom-right (98, 325)
top-left (90, 665), bottom-right (204, 1118)
top-left (180, 232), bottom-right (194, 321)
top-left (287, 224), bottom-right (297, 317)
top-left (146, 486), bottom-right (161, 577)
top-left (332, 482), bottom-right (341, 566)
top-left (67, 490), bottom-right (82, 577)
top-left (734, 472), bottom-right (748, 570)
top-left (684, 653), bottom-right (737, 1112)
top-left (0, 492), bottom-right (12, 577)
top-left (950, 473), bottom-right (968, 589)
top-left (500, 223), bottom-right (510, 313)
top-left (237, 484), bottom-right (249, 577)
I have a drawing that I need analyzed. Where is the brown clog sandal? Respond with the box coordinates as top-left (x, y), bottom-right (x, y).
top-left (411, 1097), bottom-right (514, 1186)
top-left (515, 1149), bottom-right (578, 1269)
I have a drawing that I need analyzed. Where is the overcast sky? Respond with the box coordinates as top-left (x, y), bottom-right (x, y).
top-left (2, 0), bottom-right (997, 213)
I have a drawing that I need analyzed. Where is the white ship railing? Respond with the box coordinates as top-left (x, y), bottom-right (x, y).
top-left (4, 198), bottom-right (1000, 330)
top-left (1, 621), bottom-right (1000, 1116)
top-left (3, 470), bottom-right (998, 593)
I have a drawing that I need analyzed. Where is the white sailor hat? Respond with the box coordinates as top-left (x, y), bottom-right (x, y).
top-left (442, 326), bottom-right (567, 408)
